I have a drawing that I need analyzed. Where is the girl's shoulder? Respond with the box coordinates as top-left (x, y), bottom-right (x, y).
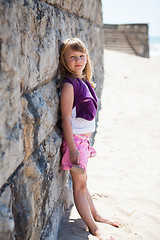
top-left (61, 75), bottom-right (73, 84)
top-left (61, 75), bottom-right (81, 88)
top-left (60, 76), bottom-right (77, 95)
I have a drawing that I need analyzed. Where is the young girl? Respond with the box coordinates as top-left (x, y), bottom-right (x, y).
top-left (58, 38), bottom-right (118, 240)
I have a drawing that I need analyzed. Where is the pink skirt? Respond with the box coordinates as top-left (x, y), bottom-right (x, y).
top-left (61, 134), bottom-right (96, 171)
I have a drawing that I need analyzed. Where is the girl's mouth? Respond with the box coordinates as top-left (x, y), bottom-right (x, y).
top-left (75, 65), bottom-right (82, 67)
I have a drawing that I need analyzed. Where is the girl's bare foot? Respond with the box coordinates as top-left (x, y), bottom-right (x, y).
top-left (95, 215), bottom-right (119, 228)
top-left (90, 228), bottom-right (115, 240)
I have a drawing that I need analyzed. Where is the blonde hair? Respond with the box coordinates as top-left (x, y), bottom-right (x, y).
top-left (57, 38), bottom-right (95, 88)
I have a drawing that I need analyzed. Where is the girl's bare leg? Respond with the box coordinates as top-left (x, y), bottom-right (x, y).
top-left (70, 171), bottom-right (116, 240)
top-left (86, 190), bottom-right (119, 228)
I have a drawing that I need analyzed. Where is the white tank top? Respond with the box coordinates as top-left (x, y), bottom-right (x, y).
top-left (71, 107), bottom-right (95, 134)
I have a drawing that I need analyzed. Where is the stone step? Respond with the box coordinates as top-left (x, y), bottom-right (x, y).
top-left (105, 41), bottom-right (133, 48)
top-left (104, 31), bottom-right (125, 35)
top-left (104, 45), bottom-right (134, 50)
top-left (105, 38), bottom-right (128, 42)
top-left (105, 45), bottom-right (134, 50)
top-left (104, 42), bottom-right (134, 48)
top-left (104, 34), bottom-right (127, 40)
top-left (105, 42), bottom-right (132, 47)
top-left (104, 45), bottom-right (135, 51)
top-left (103, 30), bottom-right (136, 55)
top-left (105, 40), bottom-right (130, 44)
top-left (104, 47), bottom-right (135, 54)
top-left (104, 43), bottom-right (135, 53)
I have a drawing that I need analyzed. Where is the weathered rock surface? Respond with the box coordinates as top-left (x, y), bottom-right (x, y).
top-left (0, 0), bottom-right (103, 239)
top-left (11, 130), bottom-right (68, 240)
top-left (0, 187), bottom-right (15, 240)
top-left (43, 0), bottom-right (103, 25)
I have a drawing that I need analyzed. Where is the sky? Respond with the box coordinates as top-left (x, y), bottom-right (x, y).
top-left (102, 0), bottom-right (160, 37)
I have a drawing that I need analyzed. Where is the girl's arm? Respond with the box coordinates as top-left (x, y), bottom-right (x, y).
top-left (60, 83), bottom-right (81, 165)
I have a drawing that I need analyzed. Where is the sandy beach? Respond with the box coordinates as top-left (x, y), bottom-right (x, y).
top-left (58, 50), bottom-right (160, 240)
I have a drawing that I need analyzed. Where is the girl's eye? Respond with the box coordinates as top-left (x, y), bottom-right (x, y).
top-left (69, 55), bottom-right (85, 59)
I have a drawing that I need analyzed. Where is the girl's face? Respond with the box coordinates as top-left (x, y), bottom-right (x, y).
top-left (64, 46), bottom-right (87, 77)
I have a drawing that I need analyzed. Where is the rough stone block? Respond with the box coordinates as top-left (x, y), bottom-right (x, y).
top-left (134, 45), bottom-right (144, 55)
top-left (43, 0), bottom-right (102, 25)
top-left (140, 25), bottom-right (148, 33)
top-left (41, 202), bottom-right (64, 240)
top-left (0, 75), bottom-right (24, 187)
top-left (137, 33), bottom-right (148, 40)
top-left (0, 15), bottom-right (24, 187)
top-left (17, 1), bottom-right (59, 91)
top-left (11, 130), bottom-right (71, 240)
top-left (0, 187), bottom-right (15, 240)
top-left (43, 0), bottom-right (61, 6)
top-left (22, 80), bottom-right (59, 159)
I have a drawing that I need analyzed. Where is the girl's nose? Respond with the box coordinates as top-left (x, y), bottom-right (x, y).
top-left (75, 56), bottom-right (81, 61)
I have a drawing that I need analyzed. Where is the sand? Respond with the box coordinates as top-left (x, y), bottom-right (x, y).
top-left (58, 50), bottom-right (160, 240)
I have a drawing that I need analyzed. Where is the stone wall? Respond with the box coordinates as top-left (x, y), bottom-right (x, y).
top-left (104, 24), bottom-right (149, 57)
top-left (0, 1), bottom-right (103, 239)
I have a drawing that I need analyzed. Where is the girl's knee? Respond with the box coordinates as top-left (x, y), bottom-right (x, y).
top-left (80, 182), bottom-right (87, 194)
top-left (71, 171), bottom-right (88, 194)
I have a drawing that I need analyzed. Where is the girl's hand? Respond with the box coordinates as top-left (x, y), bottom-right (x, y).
top-left (69, 149), bottom-right (81, 165)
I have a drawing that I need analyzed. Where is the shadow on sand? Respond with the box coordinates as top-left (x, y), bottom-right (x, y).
top-left (58, 208), bottom-right (92, 240)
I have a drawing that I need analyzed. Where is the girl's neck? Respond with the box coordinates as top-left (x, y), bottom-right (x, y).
top-left (66, 72), bottom-right (86, 81)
